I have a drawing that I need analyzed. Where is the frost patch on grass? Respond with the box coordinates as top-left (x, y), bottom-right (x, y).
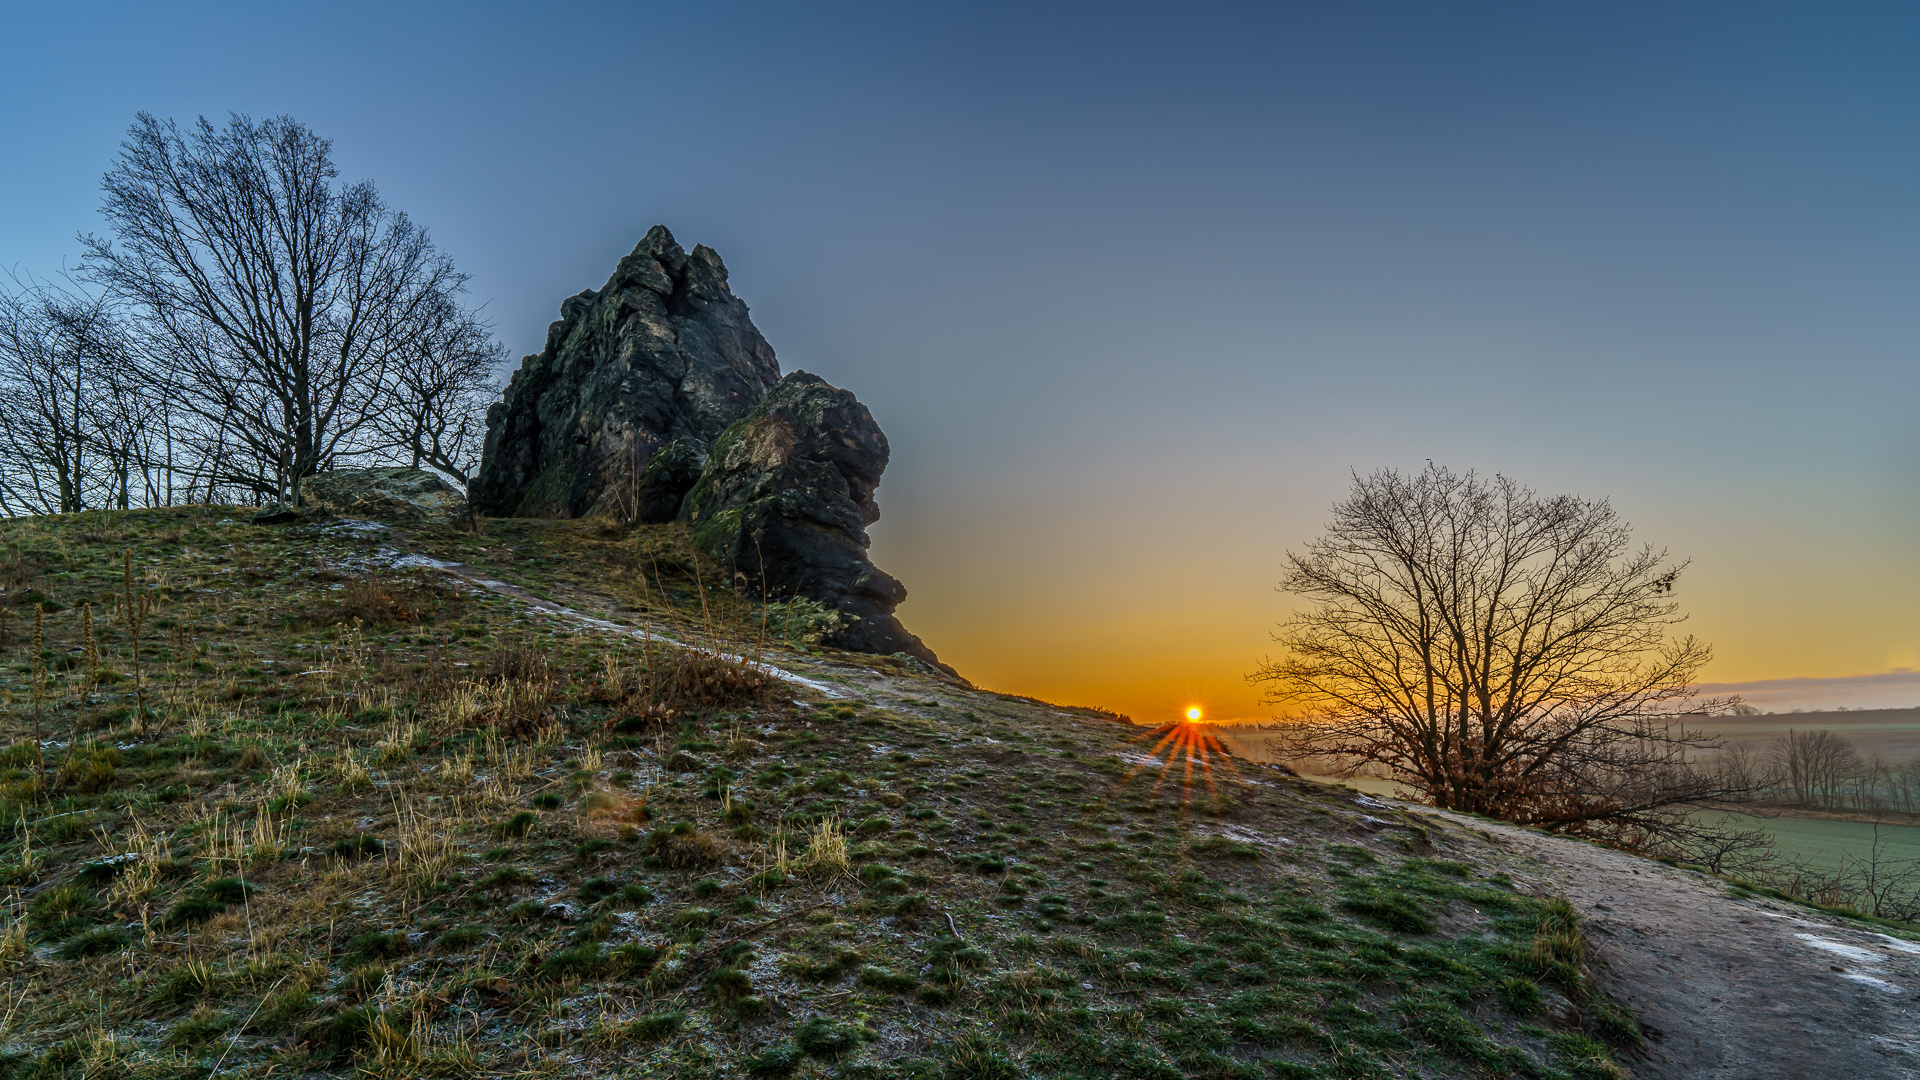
top-left (1873, 934), bottom-right (1920, 956)
top-left (1224, 825), bottom-right (1292, 848)
top-left (1795, 934), bottom-right (1884, 965)
top-left (1839, 971), bottom-right (1905, 994)
top-left (370, 547), bottom-right (847, 697)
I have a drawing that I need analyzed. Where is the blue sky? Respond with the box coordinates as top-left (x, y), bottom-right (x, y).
top-left (3, 2), bottom-right (1917, 718)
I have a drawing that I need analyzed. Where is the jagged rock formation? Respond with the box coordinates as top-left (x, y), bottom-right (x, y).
top-left (298, 467), bottom-right (469, 526)
top-left (469, 226), bottom-right (781, 519)
top-left (681, 372), bottom-right (952, 673)
top-left (474, 229), bottom-right (949, 671)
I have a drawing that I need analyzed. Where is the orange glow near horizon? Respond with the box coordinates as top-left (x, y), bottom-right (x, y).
top-left (872, 475), bottom-right (1920, 723)
top-left (1125, 720), bottom-right (1243, 809)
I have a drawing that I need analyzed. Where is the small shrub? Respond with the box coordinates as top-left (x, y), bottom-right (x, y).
top-left (159, 894), bottom-right (226, 929)
top-left (1339, 889), bottom-right (1436, 935)
top-left (1547, 1031), bottom-right (1628, 1080)
top-left (330, 833), bottom-right (383, 858)
top-left (746, 1044), bottom-right (806, 1076)
top-left (1498, 976), bottom-right (1542, 1016)
top-left (857, 965), bottom-right (919, 993)
top-left (652, 647), bottom-right (771, 708)
top-left (858, 863), bottom-right (904, 893)
top-left (162, 1008), bottom-right (232, 1048)
top-left (541, 942), bottom-right (608, 980)
top-left (438, 926), bottom-right (485, 951)
top-left (258, 985), bottom-right (314, 1029)
top-left (55, 925), bottom-right (129, 960)
top-left (940, 1036), bottom-right (1023, 1080)
top-left (578, 876), bottom-right (621, 903)
top-left (29, 884), bottom-right (96, 931)
top-left (479, 866), bottom-right (531, 891)
top-left (320, 569), bottom-right (444, 627)
top-left (610, 942), bottom-right (663, 973)
top-left (671, 907), bottom-right (714, 930)
top-left (1190, 836), bottom-right (1260, 860)
top-left (575, 837), bottom-right (617, 858)
top-left (707, 966), bottom-right (753, 1002)
top-left (201, 877), bottom-right (257, 903)
top-left (1589, 994), bottom-right (1642, 1048)
top-left (498, 811), bottom-right (538, 838)
top-left (148, 961), bottom-right (222, 1007)
top-left (794, 1016), bottom-right (877, 1060)
top-left (344, 930), bottom-right (409, 962)
top-left (641, 822), bottom-right (724, 869)
top-left (625, 1011), bottom-right (684, 1042)
top-left (928, 936), bottom-right (989, 973)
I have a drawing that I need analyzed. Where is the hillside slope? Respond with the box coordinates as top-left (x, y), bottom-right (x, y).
top-left (0, 507), bottom-right (1658, 1078)
top-left (1414, 811), bottom-right (1920, 1079)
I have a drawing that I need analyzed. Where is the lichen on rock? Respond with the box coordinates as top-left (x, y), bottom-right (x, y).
top-left (298, 467), bottom-right (468, 526)
top-left (680, 371), bottom-right (952, 674)
top-left (468, 225), bottom-right (781, 519)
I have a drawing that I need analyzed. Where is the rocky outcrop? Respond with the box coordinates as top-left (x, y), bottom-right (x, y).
top-left (680, 371), bottom-right (952, 674)
top-left (298, 467), bottom-right (469, 526)
top-left (473, 230), bottom-right (950, 671)
top-left (468, 226), bottom-right (782, 519)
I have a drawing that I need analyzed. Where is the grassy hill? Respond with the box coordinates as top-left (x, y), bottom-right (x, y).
top-left (0, 506), bottom-right (1637, 1079)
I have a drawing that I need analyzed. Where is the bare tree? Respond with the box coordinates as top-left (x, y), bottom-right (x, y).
top-left (82, 112), bottom-right (477, 504)
top-left (365, 288), bottom-right (503, 485)
top-left (1767, 729), bottom-right (1862, 810)
top-left (1251, 463), bottom-right (1741, 839)
top-left (0, 276), bottom-right (147, 514)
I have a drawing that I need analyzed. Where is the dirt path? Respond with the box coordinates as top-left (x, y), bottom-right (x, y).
top-left (1419, 808), bottom-right (1920, 1079)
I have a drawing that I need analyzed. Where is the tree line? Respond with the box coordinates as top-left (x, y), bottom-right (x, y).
top-left (1714, 729), bottom-right (1920, 815)
top-left (0, 113), bottom-right (501, 516)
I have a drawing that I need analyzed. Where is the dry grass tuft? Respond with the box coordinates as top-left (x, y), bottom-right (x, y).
top-left (797, 817), bottom-right (852, 880)
top-left (320, 568), bottom-right (448, 627)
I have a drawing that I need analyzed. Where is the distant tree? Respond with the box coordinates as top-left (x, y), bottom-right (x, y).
top-left (82, 112), bottom-right (493, 504)
top-left (0, 276), bottom-right (180, 513)
top-left (1767, 729), bottom-right (1861, 809)
top-left (1251, 463), bottom-right (1743, 840)
top-left (0, 279), bottom-right (100, 514)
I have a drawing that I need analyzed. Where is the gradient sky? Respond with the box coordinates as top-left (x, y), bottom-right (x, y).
top-left (4, 2), bottom-right (1917, 721)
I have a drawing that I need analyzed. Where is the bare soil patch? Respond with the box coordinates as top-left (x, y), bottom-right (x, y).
top-left (1415, 807), bottom-right (1920, 1079)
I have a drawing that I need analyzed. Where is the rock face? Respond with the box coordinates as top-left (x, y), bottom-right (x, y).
top-left (468, 225), bottom-right (782, 519)
top-left (299, 467), bottom-right (469, 526)
top-left (472, 229), bottom-right (950, 672)
top-left (681, 371), bottom-right (951, 673)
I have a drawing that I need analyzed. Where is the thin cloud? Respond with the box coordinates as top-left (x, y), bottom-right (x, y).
top-left (1692, 672), bottom-right (1920, 713)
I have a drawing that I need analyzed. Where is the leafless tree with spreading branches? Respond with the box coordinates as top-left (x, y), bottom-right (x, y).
top-left (79, 112), bottom-right (496, 504)
top-left (1251, 463), bottom-right (1746, 841)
